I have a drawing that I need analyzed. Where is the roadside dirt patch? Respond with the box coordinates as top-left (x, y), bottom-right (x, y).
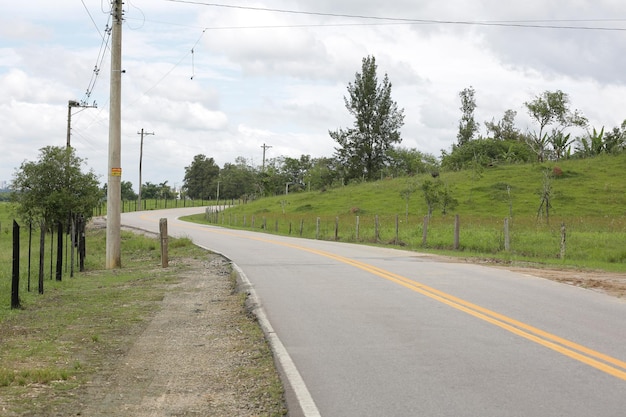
top-left (502, 266), bottom-right (626, 298)
top-left (73, 255), bottom-right (286, 417)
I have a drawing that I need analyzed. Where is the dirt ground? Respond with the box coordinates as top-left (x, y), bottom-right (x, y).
top-left (72, 254), bottom-right (287, 417)
top-left (508, 266), bottom-right (626, 298)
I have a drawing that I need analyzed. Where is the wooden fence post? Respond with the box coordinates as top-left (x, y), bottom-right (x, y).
top-left (159, 218), bottom-right (168, 268)
top-left (335, 217), bottom-right (339, 241)
top-left (454, 214), bottom-right (460, 250)
top-left (504, 217), bottom-right (510, 252)
top-left (12, 220), bottom-right (20, 309)
top-left (375, 215), bottom-right (380, 242)
top-left (395, 214), bottom-right (399, 245)
top-left (316, 217), bottom-right (320, 240)
top-left (422, 216), bottom-right (428, 246)
top-left (356, 216), bottom-right (360, 241)
top-left (560, 222), bottom-right (566, 259)
top-left (299, 219), bottom-right (304, 236)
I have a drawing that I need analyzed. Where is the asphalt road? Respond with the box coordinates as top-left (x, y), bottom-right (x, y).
top-left (121, 207), bottom-right (626, 417)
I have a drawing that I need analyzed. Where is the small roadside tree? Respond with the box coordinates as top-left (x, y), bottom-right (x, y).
top-left (330, 55), bottom-right (405, 182)
top-left (524, 90), bottom-right (587, 161)
top-left (11, 146), bottom-right (101, 280)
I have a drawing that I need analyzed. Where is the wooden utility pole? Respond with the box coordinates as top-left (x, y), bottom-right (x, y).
top-left (261, 143), bottom-right (272, 172)
top-left (137, 128), bottom-right (155, 210)
top-left (106, 0), bottom-right (123, 269)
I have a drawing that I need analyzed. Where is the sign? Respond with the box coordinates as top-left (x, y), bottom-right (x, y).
top-left (111, 168), bottom-right (122, 177)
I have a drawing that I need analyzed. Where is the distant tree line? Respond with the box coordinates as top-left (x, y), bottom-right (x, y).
top-left (177, 56), bottom-right (625, 202)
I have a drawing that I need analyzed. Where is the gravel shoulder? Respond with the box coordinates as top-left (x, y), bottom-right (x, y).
top-left (75, 254), bottom-right (287, 417)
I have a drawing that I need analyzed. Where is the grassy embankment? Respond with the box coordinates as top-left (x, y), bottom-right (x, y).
top-left (0, 205), bottom-right (283, 415)
top-left (187, 154), bottom-right (626, 272)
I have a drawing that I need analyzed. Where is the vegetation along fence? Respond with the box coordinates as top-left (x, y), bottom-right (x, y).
top-left (203, 210), bottom-right (626, 267)
top-left (93, 197), bottom-right (239, 216)
top-left (2, 218), bottom-right (87, 309)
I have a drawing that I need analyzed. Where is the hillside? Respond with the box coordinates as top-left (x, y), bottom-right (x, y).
top-left (208, 154), bottom-right (626, 272)
top-left (226, 153), bottom-right (626, 220)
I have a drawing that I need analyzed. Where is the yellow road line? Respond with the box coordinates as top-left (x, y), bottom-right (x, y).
top-left (141, 215), bottom-right (626, 381)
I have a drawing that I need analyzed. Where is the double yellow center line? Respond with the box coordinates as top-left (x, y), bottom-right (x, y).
top-left (246, 232), bottom-right (626, 382)
top-left (171, 218), bottom-right (626, 382)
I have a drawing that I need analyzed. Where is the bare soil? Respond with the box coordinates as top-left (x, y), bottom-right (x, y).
top-left (504, 266), bottom-right (626, 298)
top-left (74, 254), bottom-right (287, 417)
top-left (460, 257), bottom-right (626, 299)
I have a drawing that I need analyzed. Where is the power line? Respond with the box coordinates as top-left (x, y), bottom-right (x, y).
top-left (164, 0), bottom-right (626, 32)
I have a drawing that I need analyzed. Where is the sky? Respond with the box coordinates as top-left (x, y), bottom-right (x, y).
top-left (2, 0), bottom-right (626, 191)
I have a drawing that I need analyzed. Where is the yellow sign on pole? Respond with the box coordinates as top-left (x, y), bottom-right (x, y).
top-left (111, 168), bottom-right (122, 177)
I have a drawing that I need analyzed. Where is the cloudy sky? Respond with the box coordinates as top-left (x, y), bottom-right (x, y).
top-left (2, 0), bottom-right (626, 190)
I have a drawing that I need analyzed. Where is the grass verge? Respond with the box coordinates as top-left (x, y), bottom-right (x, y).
top-left (0, 226), bottom-right (286, 416)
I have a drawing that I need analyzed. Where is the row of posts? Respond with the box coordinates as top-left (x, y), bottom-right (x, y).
top-left (10, 217), bottom-right (86, 310)
top-left (205, 210), bottom-right (567, 257)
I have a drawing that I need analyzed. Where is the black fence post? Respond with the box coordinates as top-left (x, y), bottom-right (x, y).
top-left (78, 215), bottom-right (86, 272)
top-left (38, 221), bottom-right (45, 294)
top-left (28, 221), bottom-right (32, 292)
top-left (56, 221), bottom-right (63, 281)
top-left (12, 220), bottom-right (21, 309)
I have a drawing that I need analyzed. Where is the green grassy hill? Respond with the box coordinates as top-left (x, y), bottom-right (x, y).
top-left (227, 153), bottom-right (626, 220)
top-left (208, 154), bottom-right (626, 271)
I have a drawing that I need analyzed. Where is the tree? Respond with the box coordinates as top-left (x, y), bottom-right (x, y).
top-left (182, 154), bottom-right (220, 199)
top-left (603, 120), bottom-right (626, 154)
top-left (330, 55), bottom-right (405, 182)
top-left (11, 146), bottom-right (101, 281)
top-left (307, 157), bottom-right (340, 191)
top-left (121, 181), bottom-right (137, 201)
top-left (386, 147), bottom-right (439, 177)
top-left (441, 138), bottom-right (534, 170)
top-left (577, 124), bottom-right (626, 157)
top-left (457, 86), bottom-right (479, 146)
top-left (524, 90), bottom-right (587, 161)
top-left (11, 146), bottom-right (101, 226)
top-left (219, 158), bottom-right (258, 200)
top-left (485, 109), bottom-right (522, 142)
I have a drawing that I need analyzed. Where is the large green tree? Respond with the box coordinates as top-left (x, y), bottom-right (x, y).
top-left (330, 55), bottom-right (405, 182)
top-left (219, 157), bottom-right (258, 200)
top-left (11, 146), bottom-right (101, 226)
top-left (11, 146), bottom-right (101, 281)
top-left (182, 154), bottom-right (220, 199)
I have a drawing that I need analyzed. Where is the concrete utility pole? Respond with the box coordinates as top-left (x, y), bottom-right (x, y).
top-left (66, 100), bottom-right (97, 149)
top-left (106, 0), bottom-right (123, 269)
top-left (137, 128), bottom-right (155, 211)
top-left (261, 143), bottom-right (272, 172)
top-left (66, 100), bottom-right (80, 148)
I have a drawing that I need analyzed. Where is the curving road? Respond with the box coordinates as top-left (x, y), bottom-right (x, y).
top-left (121, 207), bottom-right (626, 417)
